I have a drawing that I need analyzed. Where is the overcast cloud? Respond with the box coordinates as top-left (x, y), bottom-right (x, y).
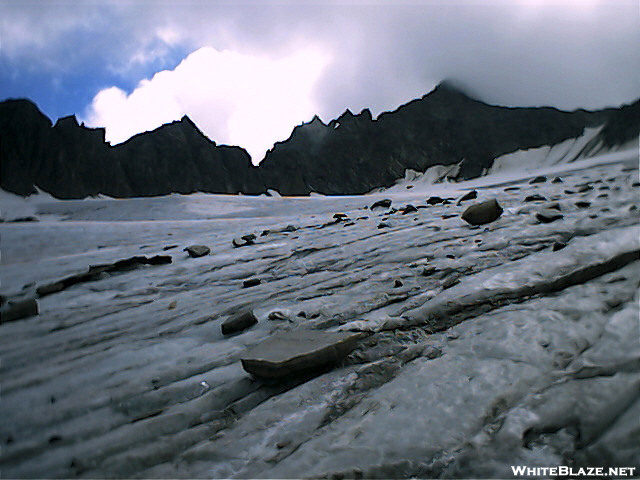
top-left (1, 0), bottom-right (638, 162)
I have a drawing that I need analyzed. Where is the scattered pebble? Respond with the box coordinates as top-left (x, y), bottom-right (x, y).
top-left (370, 199), bottom-right (392, 210)
top-left (529, 175), bottom-right (547, 184)
top-left (552, 242), bottom-right (567, 251)
top-left (525, 194), bottom-right (546, 202)
top-left (536, 210), bottom-right (564, 223)
top-left (221, 310), bottom-right (258, 335)
top-left (184, 245), bottom-right (210, 258)
top-left (461, 199), bottom-right (503, 226)
top-left (457, 190), bottom-right (478, 204)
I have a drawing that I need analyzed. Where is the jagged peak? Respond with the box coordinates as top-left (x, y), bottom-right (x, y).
top-left (427, 79), bottom-right (480, 102)
top-left (359, 108), bottom-right (373, 121)
top-left (53, 115), bottom-right (80, 128)
top-left (338, 108), bottom-right (355, 119)
top-left (180, 114), bottom-right (195, 126)
top-left (170, 115), bottom-right (207, 136)
top-left (309, 114), bottom-right (325, 126)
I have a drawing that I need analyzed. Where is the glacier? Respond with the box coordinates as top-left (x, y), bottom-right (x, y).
top-left (0, 146), bottom-right (638, 478)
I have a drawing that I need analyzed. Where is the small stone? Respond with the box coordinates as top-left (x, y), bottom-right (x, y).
top-left (370, 199), bottom-right (392, 210)
top-left (393, 279), bottom-right (403, 288)
top-left (545, 202), bottom-right (562, 211)
top-left (421, 266), bottom-right (437, 276)
top-left (140, 255), bottom-right (172, 266)
top-left (406, 185), bottom-right (414, 190)
top-left (168, 300), bottom-right (177, 310)
top-left (243, 278), bottom-right (261, 288)
top-left (184, 245), bottom-right (210, 258)
top-left (298, 311), bottom-right (307, 318)
top-left (552, 177), bottom-right (563, 183)
top-left (400, 204), bottom-right (418, 214)
top-left (442, 276), bottom-right (460, 289)
top-left (233, 236), bottom-right (254, 247)
top-left (221, 310), bottom-right (258, 335)
top-left (261, 229), bottom-right (270, 236)
top-left (36, 281), bottom-right (66, 297)
top-left (577, 184), bottom-right (593, 193)
top-left (426, 196), bottom-right (445, 205)
top-left (281, 225), bottom-right (297, 233)
top-left (1, 298), bottom-right (39, 323)
top-left (529, 176), bottom-right (547, 184)
top-left (552, 242), bottom-right (566, 251)
top-left (575, 201), bottom-right (591, 209)
top-left (377, 222), bottom-right (391, 229)
top-left (564, 189), bottom-right (576, 195)
top-left (457, 190), bottom-right (478, 204)
top-left (461, 199), bottom-right (503, 226)
top-left (536, 210), bottom-right (563, 223)
top-left (162, 244), bottom-right (178, 251)
top-left (524, 194), bottom-right (547, 202)
top-left (268, 311), bottom-right (290, 321)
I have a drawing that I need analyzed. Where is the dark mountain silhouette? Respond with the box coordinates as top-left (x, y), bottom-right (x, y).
top-left (1, 82), bottom-right (638, 198)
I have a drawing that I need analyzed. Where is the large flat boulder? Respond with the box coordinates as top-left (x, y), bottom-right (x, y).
top-left (241, 329), bottom-right (366, 379)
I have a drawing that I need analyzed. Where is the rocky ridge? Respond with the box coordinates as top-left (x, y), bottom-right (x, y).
top-left (2, 82), bottom-right (638, 199)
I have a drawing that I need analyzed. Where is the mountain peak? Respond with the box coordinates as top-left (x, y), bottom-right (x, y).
top-left (429, 79), bottom-right (478, 101)
top-left (53, 114), bottom-right (80, 129)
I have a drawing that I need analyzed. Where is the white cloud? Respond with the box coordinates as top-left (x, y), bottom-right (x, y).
top-left (84, 46), bottom-right (331, 162)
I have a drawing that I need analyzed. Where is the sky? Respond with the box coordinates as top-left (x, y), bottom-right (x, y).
top-left (1, 0), bottom-right (638, 163)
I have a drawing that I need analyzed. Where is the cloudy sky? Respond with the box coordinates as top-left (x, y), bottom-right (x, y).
top-left (1, 0), bottom-right (638, 162)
